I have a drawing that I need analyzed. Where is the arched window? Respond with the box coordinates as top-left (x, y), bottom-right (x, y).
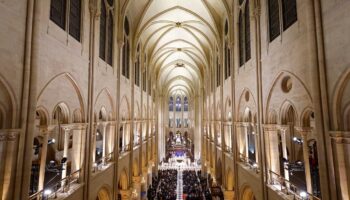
top-left (50, 0), bottom-right (82, 41)
top-left (244, 0), bottom-right (251, 62)
top-left (169, 97), bottom-right (174, 111)
top-left (143, 54), bottom-right (147, 92)
top-left (239, 11), bottom-right (244, 66)
top-left (239, 0), bottom-right (251, 67)
top-left (224, 19), bottom-right (231, 79)
top-left (99, 0), bottom-right (114, 65)
top-left (176, 96), bottom-right (181, 112)
top-left (99, 0), bottom-right (106, 59)
top-left (135, 44), bottom-right (140, 86)
top-left (122, 17), bottom-right (130, 78)
top-left (184, 97), bottom-right (188, 112)
top-left (216, 52), bottom-right (221, 87)
top-left (268, 0), bottom-right (280, 41)
top-left (224, 42), bottom-right (231, 79)
top-left (50, 0), bottom-right (66, 29)
top-left (107, 8), bottom-right (114, 65)
top-left (282, 0), bottom-right (297, 30)
top-left (69, 0), bottom-right (81, 40)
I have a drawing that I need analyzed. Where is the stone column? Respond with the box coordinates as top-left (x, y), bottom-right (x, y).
top-left (224, 190), bottom-right (234, 200)
top-left (279, 126), bottom-right (290, 182)
top-left (37, 126), bottom-right (53, 191)
top-left (132, 176), bottom-right (142, 200)
top-left (102, 122), bottom-right (108, 164)
top-left (91, 123), bottom-right (97, 164)
top-left (61, 126), bottom-right (71, 185)
top-left (244, 124), bottom-right (249, 160)
top-left (263, 125), bottom-right (280, 182)
top-left (253, 124), bottom-right (259, 164)
top-left (332, 135), bottom-right (350, 199)
top-left (297, 127), bottom-right (313, 195)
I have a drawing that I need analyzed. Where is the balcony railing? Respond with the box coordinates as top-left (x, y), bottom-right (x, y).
top-left (239, 153), bottom-right (259, 173)
top-left (93, 152), bottom-right (113, 172)
top-left (29, 169), bottom-right (81, 200)
top-left (268, 170), bottom-right (321, 200)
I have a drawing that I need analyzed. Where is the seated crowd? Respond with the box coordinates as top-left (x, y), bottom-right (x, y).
top-left (147, 176), bottom-right (159, 200)
top-left (183, 170), bottom-right (204, 200)
top-left (147, 169), bottom-right (178, 200)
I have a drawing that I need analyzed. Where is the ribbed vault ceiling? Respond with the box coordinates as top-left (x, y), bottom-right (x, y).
top-left (126, 0), bottom-right (229, 97)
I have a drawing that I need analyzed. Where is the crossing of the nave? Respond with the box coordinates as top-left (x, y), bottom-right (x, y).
top-left (0, 0), bottom-right (350, 200)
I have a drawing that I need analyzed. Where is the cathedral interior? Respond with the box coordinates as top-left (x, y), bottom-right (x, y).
top-left (0, 0), bottom-right (349, 200)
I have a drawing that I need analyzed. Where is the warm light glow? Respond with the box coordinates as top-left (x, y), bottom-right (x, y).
top-left (44, 189), bottom-right (52, 196)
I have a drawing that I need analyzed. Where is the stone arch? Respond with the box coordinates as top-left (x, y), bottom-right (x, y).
top-left (120, 96), bottom-right (131, 120)
top-left (237, 88), bottom-right (256, 122)
top-left (0, 74), bottom-right (17, 128)
top-left (240, 185), bottom-right (256, 200)
top-left (95, 88), bottom-right (115, 120)
top-left (119, 169), bottom-right (129, 190)
top-left (344, 103), bottom-right (350, 131)
top-left (225, 97), bottom-right (232, 121)
top-left (72, 108), bottom-right (83, 123)
top-left (332, 68), bottom-right (350, 130)
top-left (96, 186), bottom-right (112, 200)
top-left (243, 107), bottom-right (253, 123)
top-left (280, 101), bottom-right (298, 125)
top-left (52, 102), bottom-right (70, 124)
top-left (98, 107), bottom-right (108, 122)
top-left (301, 107), bottom-right (314, 128)
top-left (36, 106), bottom-right (49, 126)
top-left (265, 71), bottom-right (312, 125)
top-left (37, 73), bottom-right (85, 124)
top-left (226, 168), bottom-right (234, 191)
top-left (267, 109), bottom-right (278, 124)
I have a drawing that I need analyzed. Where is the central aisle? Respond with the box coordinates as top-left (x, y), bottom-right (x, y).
top-left (176, 169), bottom-right (183, 200)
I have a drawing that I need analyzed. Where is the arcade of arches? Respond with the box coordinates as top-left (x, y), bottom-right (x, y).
top-left (0, 0), bottom-right (349, 200)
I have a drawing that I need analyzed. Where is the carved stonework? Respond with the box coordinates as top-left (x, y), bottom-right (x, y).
top-left (0, 130), bottom-right (20, 141)
top-left (0, 134), bottom-right (6, 141)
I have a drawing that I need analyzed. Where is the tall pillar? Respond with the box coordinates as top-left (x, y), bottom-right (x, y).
top-left (253, 124), bottom-right (259, 164)
top-left (244, 124), bottom-right (249, 160)
top-left (61, 126), bottom-right (71, 184)
top-left (263, 125), bottom-right (280, 182)
top-left (91, 123), bottom-right (97, 164)
top-left (279, 126), bottom-right (290, 182)
top-left (132, 176), bottom-right (142, 200)
top-left (102, 122), bottom-right (108, 164)
top-left (37, 126), bottom-right (52, 191)
top-left (297, 127), bottom-right (313, 195)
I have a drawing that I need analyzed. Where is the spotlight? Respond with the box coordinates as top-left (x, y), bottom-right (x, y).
top-left (293, 137), bottom-right (298, 141)
top-left (48, 139), bottom-right (55, 145)
top-left (252, 163), bottom-right (258, 168)
top-left (44, 189), bottom-right (52, 195)
top-left (300, 191), bottom-right (307, 198)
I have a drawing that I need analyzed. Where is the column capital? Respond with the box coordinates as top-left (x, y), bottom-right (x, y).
top-left (224, 190), bottom-right (235, 200)
top-left (60, 124), bottom-right (74, 131)
top-left (262, 124), bottom-right (278, 132)
top-left (277, 125), bottom-right (289, 132)
top-left (119, 189), bottom-right (132, 200)
top-left (0, 129), bottom-right (21, 141)
top-left (295, 127), bottom-right (313, 136)
top-left (132, 176), bottom-right (142, 184)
